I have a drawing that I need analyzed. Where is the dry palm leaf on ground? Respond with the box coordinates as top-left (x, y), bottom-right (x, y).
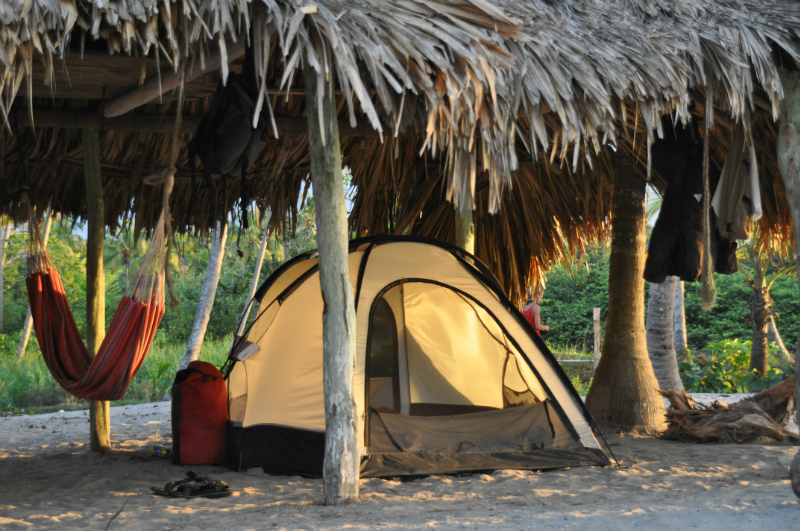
top-left (659, 376), bottom-right (798, 444)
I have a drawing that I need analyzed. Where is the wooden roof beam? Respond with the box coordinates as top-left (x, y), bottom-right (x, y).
top-left (103, 41), bottom-right (247, 118)
top-left (15, 109), bottom-right (399, 138)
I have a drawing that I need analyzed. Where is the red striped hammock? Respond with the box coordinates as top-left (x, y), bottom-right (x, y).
top-left (26, 209), bottom-right (168, 401)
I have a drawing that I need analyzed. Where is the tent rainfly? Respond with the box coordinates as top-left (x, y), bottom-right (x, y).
top-left (226, 237), bottom-right (612, 476)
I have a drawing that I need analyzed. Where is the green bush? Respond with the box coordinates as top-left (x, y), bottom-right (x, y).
top-left (678, 339), bottom-right (795, 393)
top-left (543, 245), bottom-right (610, 350)
top-left (0, 334), bottom-right (232, 412)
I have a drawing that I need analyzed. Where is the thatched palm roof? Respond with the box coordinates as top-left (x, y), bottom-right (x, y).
top-left (1, 1), bottom-right (799, 300)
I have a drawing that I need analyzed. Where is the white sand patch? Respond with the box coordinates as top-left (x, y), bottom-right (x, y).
top-left (0, 398), bottom-right (798, 530)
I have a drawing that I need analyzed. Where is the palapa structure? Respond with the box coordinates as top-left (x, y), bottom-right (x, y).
top-left (2, 1), bottom-right (799, 302)
top-left (2, 0), bottom-right (800, 502)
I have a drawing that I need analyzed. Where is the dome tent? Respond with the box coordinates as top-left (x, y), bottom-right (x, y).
top-left (226, 236), bottom-right (612, 477)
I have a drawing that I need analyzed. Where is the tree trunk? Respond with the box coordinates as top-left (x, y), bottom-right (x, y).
top-left (124, 256), bottom-right (130, 293)
top-left (454, 206), bottom-right (475, 254)
top-left (749, 281), bottom-right (770, 375)
top-left (83, 129), bottom-right (111, 453)
top-left (16, 210), bottom-right (53, 361)
top-left (585, 150), bottom-right (667, 435)
top-left (0, 219), bottom-right (6, 333)
top-left (646, 276), bottom-right (684, 391)
top-left (673, 279), bottom-right (688, 362)
top-left (776, 68), bottom-right (800, 431)
top-left (305, 57), bottom-right (359, 505)
top-left (591, 307), bottom-right (601, 378)
top-left (237, 210), bottom-right (271, 337)
top-left (767, 317), bottom-right (793, 364)
top-left (179, 220), bottom-right (228, 370)
top-left (282, 220), bottom-right (292, 263)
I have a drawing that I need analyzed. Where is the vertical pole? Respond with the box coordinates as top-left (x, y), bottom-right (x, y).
top-left (778, 68), bottom-right (800, 499)
top-left (454, 207), bottom-right (475, 254)
top-left (82, 129), bottom-right (110, 453)
top-left (305, 52), bottom-right (358, 505)
top-left (776, 69), bottom-right (800, 434)
top-left (591, 308), bottom-right (601, 378)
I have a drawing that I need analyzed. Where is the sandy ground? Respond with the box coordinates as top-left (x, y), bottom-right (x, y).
top-left (1, 396), bottom-right (798, 530)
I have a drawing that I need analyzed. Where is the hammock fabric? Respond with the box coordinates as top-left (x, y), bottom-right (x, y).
top-left (27, 271), bottom-right (164, 400)
top-left (26, 192), bottom-right (170, 401)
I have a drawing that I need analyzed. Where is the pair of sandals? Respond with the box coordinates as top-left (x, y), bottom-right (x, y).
top-left (152, 471), bottom-right (232, 499)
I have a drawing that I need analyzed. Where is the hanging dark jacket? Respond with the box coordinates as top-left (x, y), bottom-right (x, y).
top-left (643, 116), bottom-right (737, 284)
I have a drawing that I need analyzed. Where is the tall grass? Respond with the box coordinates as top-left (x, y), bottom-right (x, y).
top-left (545, 342), bottom-right (594, 396)
top-left (0, 332), bottom-right (233, 413)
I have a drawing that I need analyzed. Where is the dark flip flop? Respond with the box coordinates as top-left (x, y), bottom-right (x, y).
top-left (152, 471), bottom-right (232, 499)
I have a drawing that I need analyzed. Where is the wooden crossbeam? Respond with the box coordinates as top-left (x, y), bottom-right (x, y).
top-left (103, 41), bottom-right (247, 118)
top-left (15, 109), bottom-right (399, 138)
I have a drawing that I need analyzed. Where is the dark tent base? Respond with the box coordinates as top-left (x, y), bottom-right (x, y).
top-left (227, 423), bottom-right (326, 477)
top-left (360, 448), bottom-right (610, 477)
top-left (227, 401), bottom-right (611, 477)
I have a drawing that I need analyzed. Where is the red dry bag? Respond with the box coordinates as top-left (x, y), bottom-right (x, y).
top-left (171, 361), bottom-right (228, 466)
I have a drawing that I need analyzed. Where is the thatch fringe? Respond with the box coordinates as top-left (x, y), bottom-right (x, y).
top-left (2, 1), bottom-right (800, 301)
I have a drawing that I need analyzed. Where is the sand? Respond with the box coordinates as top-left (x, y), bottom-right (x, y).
top-left (1, 396), bottom-right (798, 530)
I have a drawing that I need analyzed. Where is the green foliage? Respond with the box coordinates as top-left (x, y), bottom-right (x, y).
top-left (570, 376), bottom-right (592, 397)
top-left (0, 334), bottom-right (232, 412)
top-left (678, 339), bottom-right (795, 393)
top-left (542, 244), bottom-right (610, 350)
top-left (682, 272), bottom-right (799, 351)
top-left (0, 204), bottom-right (318, 411)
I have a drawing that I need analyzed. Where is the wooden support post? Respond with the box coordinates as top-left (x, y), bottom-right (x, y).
top-left (776, 70), bottom-right (800, 470)
top-left (454, 207), bottom-right (475, 254)
top-left (591, 308), bottom-right (601, 378)
top-left (83, 129), bottom-right (111, 453)
top-left (305, 56), bottom-right (359, 505)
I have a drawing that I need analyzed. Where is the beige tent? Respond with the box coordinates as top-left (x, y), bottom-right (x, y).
top-left (226, 237), bottom-right (611, 476)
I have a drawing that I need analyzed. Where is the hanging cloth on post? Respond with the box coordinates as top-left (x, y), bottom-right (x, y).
top-left (25, 176), bottom-right (173, 401)
top-left (711, 122), bottom-right (762, 240)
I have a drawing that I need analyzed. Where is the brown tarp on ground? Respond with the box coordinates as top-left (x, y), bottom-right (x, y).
top-left (362, 401), bottom-right (610, 476)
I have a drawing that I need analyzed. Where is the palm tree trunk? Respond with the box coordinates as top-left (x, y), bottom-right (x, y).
top-left (674, 279), bottom-right (688, 362)
top-left (585, 150), bottom-right (666, 435)
top-left (237, 209), bottom-right (271, 337)
top-left (749, 281), bottom-right (770, 375)
top-left (646, 276), bottom-right (684, 391)
top-left (179, 220), bottom-right (228, 370)
top-left (16, 210), bottom-right (54, 361)
top-left (777, 67), bottom-right (800, 496)
top-left (305, 54), bottom-right (359, 505)
top-left (767, 317), bottom-right (793, 364)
